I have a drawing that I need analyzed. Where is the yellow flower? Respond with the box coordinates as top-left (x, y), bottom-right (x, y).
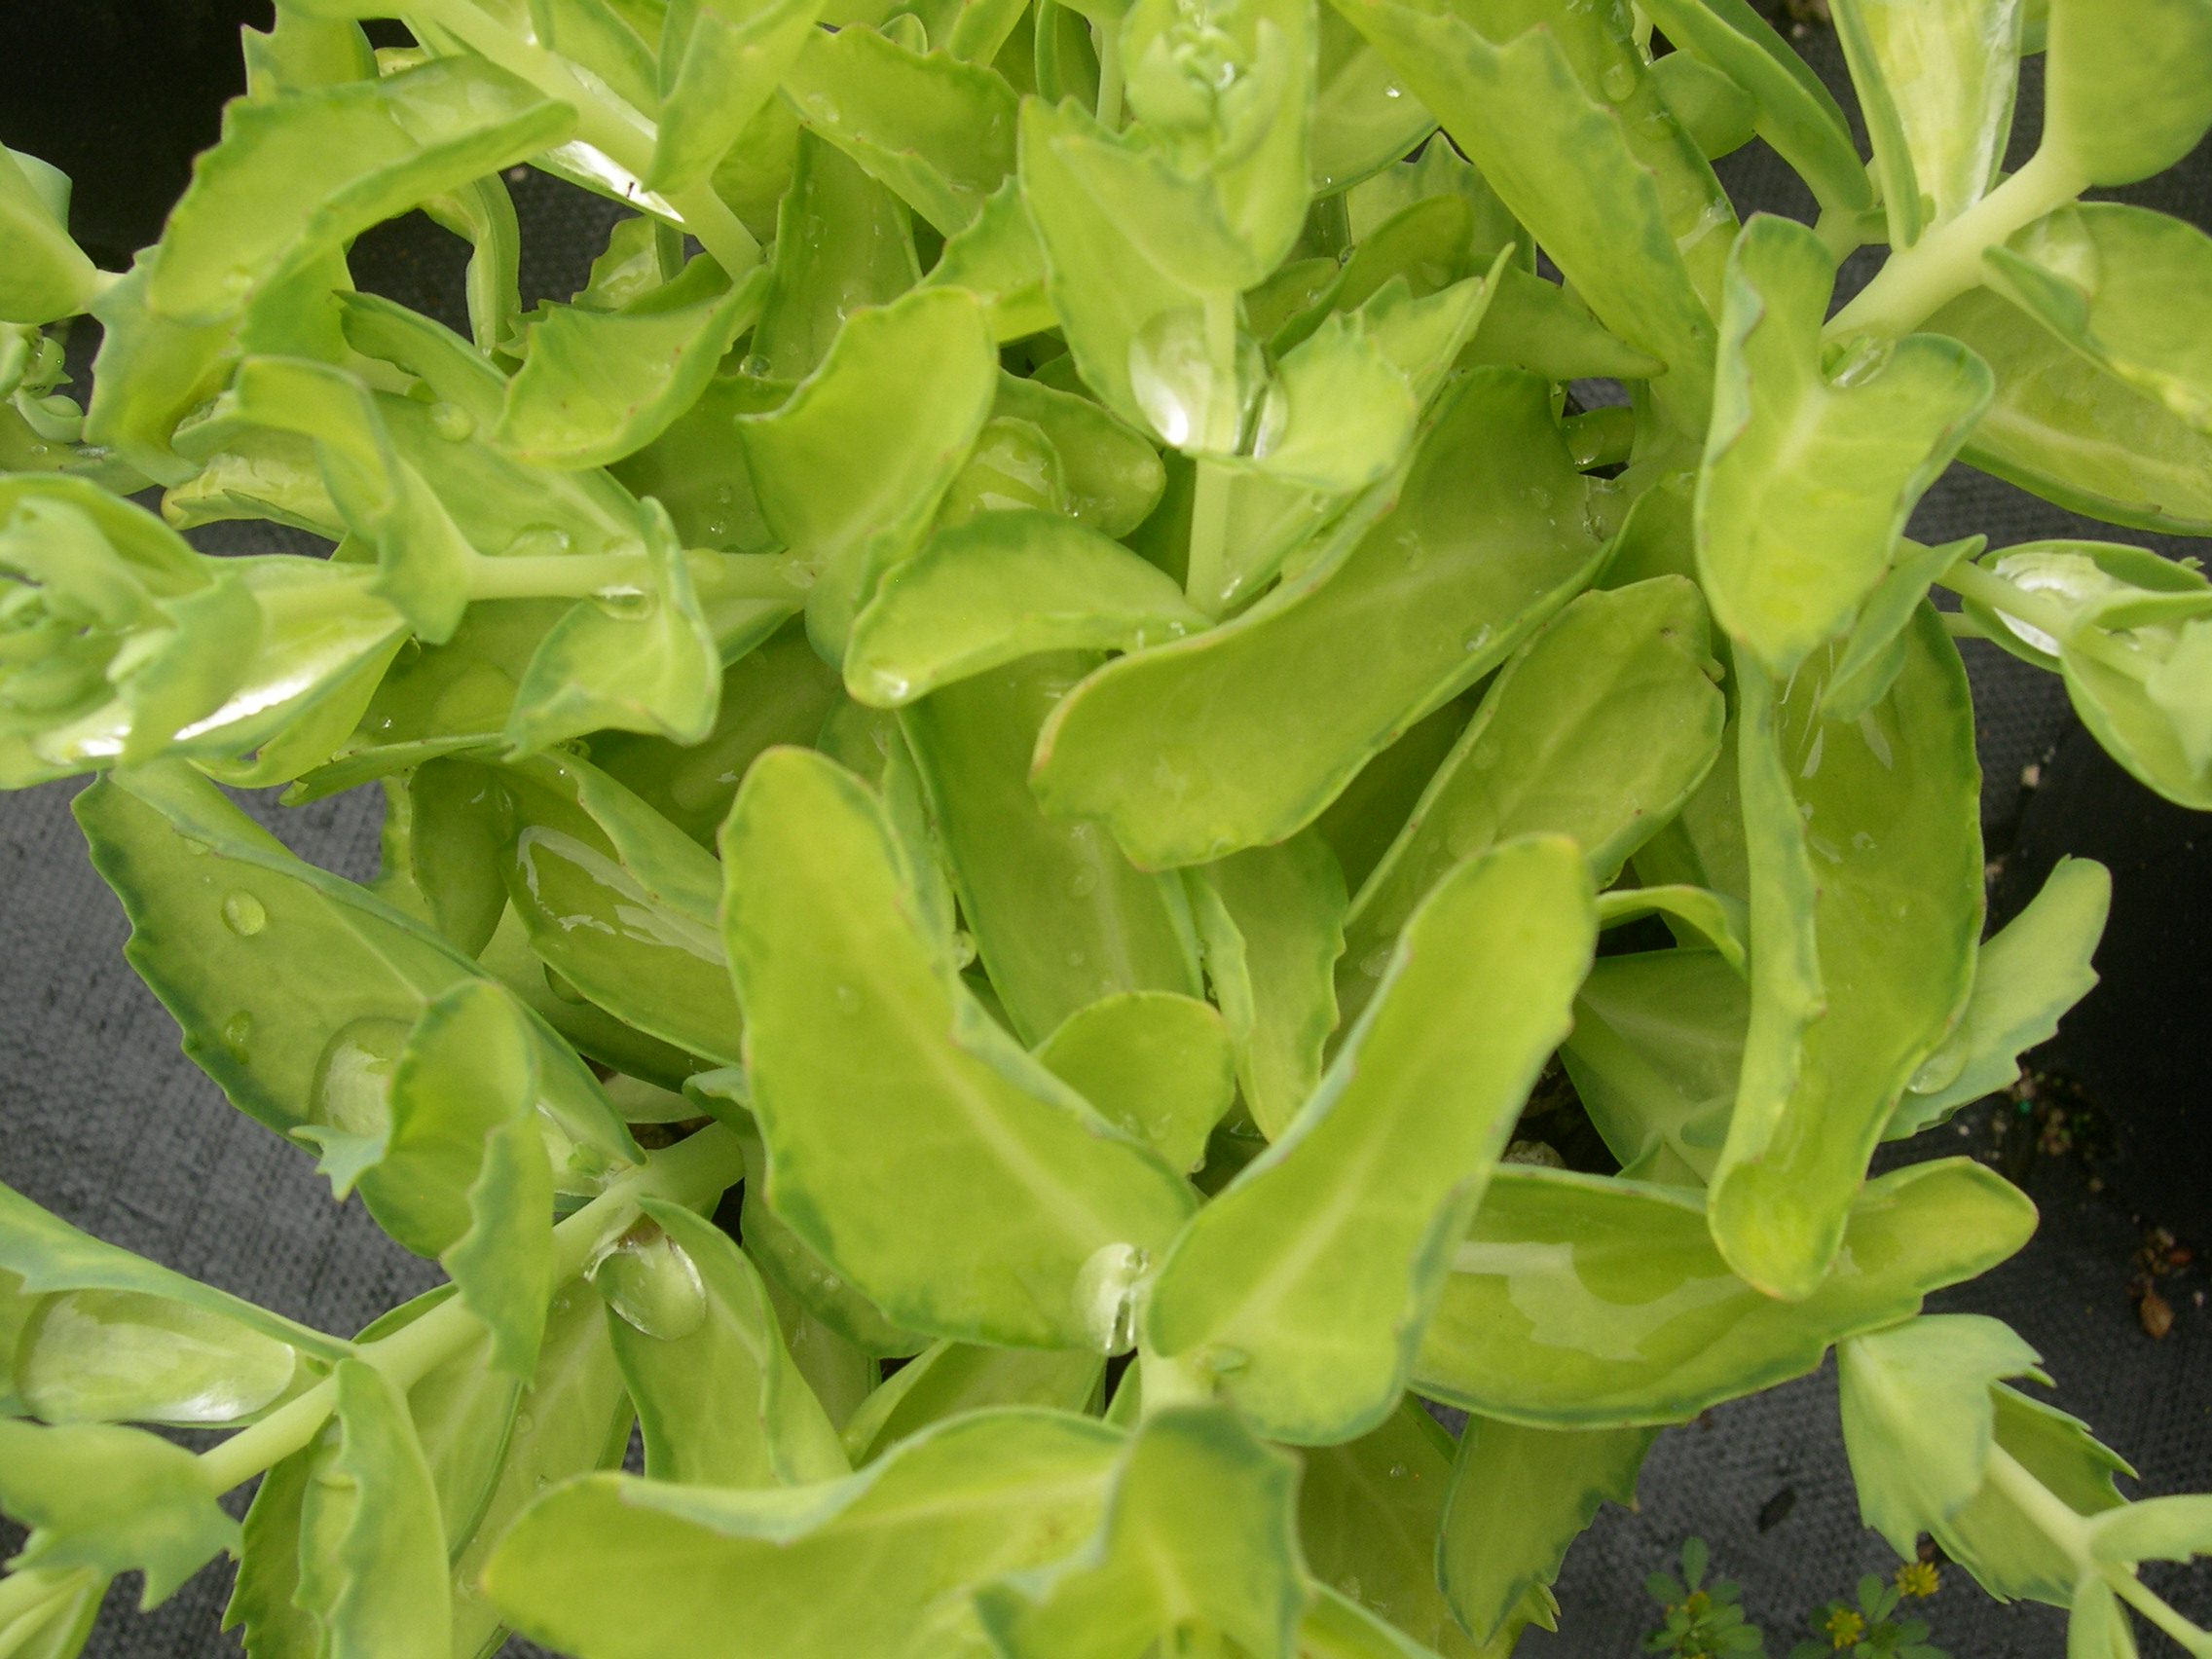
top-left (1824, 1607), bottom-right (1865, 1649)
top-left (1895, 1561), bottom-right (1940, 1599)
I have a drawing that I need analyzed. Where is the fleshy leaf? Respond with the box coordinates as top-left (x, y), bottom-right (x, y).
top-left (1890, 856), bottom-right (2110, 1135)
top-left (840, 1339), bottom-right (1102, 1464)
top-left (1036, 991), bottom-right (1235, 1173)
top-left (0, 1419), bottom-right (237, 1608)
top-left (844, 510), bottom-right (1205, 707)
top-left (1145, 835), bottom-right (1594, 1443)
top-left (1415, 1159), bottom-right (2034, 1424)
top-left (0, 148), bottom-right (95, 326)
top-left (720, 747), bottom-right (1197, 1348)
top-left (976, 1406), bottom-right (1305, 1659)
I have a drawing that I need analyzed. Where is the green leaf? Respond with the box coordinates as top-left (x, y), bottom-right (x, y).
top-left (1928, 286), bottom-right (2212, 535)
top-left (2043, 0), bottom-right (2212, 186)
top-left (447, 1277), bottom-right (635, 1659)
top-left (1832, 0), bottom-right (2023, 249)
top-left (218, 354), bottom-right (477, 644)
top-left (1033, 370), bottom-right (1611, 868)
top-left (1985, 203), bottom-right (2212, 437)
top-left (1345, 134), bottom-right (1526, 276)
top-left (588, 621), bottom-right (844, 847)
top-left (1311, 7), bottom-right (1439, 194)
top-left (750, 131), bottom-right (922, 383)
top-left (976, 1405), bottom-right (1305, 1659)
top-left (293, 1361), bottom-right (452, 1659)
top-left (1299, 1398), bottom-right (1539, 1656)
top-left (1036, 991), bottom-right (1235, 1173)
top-left (1940, 1382), bottom-right (2128, 1605)
top-left (1640, 0), bottom-right (1875, 218)
top-left (0, 1185), bottom-right (348, 1370)
top-left (721, 747), bottom-right (1197, 1348)
top-left (1438, 1416), bottom-right (1657, 1644)
top-left (738, 284), bottom-right (997, 657)
top-left (492, 261), bottom-right (768, 467)
top-left (992, 373), bottom-right (1167, 538)
top-left (1652, 52), bottom-right (1758, 162)
top-left (781, 24), bottom-right (1020, 234)
top-left (2089, 1495), bottom-right (2212, 1566)
top-left (921, 178), bottom-right (1058, 342)
top-left (757, 1270), bottom-right (878, 1432)
top-left (147, 58), bottom-right (572, 326)
top-left (1836, 1312), bottom-right (2046, 1557)
top-left (1698, 215), bottom-right (1992, 676)
top-left (1712, 608), bottom-right (1983, 1300)
top-left (1297, 1578), bottom-right (1545, 1659)
top-left (75, 760), bottom-right (636, 1177)
top-left (421, 172), bottom-right (523, 355)
top-left (0, 1419), bottom-right (236, 1607)
top-left (1560, 948), bottom-right (1746, 1185)
top-left (1595, 887), bottom-right (1748, 975)
top-left (1821, 535), bottom-right (1987, 721)
top-left (81, 257), bottom-right (240, 487)
top-left (608, 369), bottom-right (792, 556)
top-left (495, 750), bottom-right (743, 1065)
top-left (1461, 265), bottom-right (1668, 384)
top-left (1332, 0), bottom-right (1720, 432)
top-left (1337, 578), bottom-right (1726, 1033)
top-left (12, 1288), bottom-right (303, 1428)
top-left (651, 0), bottom-right (830, 193)
top-left (1890, 856), bottom-right (2110, 1135)
top-left (0, 1566), bottom-right (103, 1659)
top-left (900, 653), bottom-right (1206, 1044)
top-left (1184, 830), bottom-right (1348, 1142)
top-left (485, 1410), bottom-right (1124, 1658)
top-left (505, 507), bottom-right (726, 754)
top-left (0, 149), bottom-right (94, 326)
top-left (840, 1339), bottom-right (1103, 1464)
top-left (1414, 1158), bottom-right (2034, 1424)
top-left (1146, 834), bottom-right (1595, 1443)
top-left (845, 510), bottom-right (1205, 707)
top-left (395, 757), bottom-right (511, 958)
top-left (601, 1198), bottom-right (849, 1487)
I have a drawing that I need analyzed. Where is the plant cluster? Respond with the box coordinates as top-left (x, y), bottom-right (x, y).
top-left (4, 0), bottom-right (2212, 1656)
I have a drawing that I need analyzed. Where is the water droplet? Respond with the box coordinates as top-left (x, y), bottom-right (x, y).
top-left (1461, 623), bottom-right (1493, 655)
top-left (428, 401), bottom-right (475, 441)
top-left (1360, 946), bottom-right (1393, 979)
top-left (1387, 1462), bottom-right (1409, 1479)
top-left (222, 1012), bottom-right (254, 1058)
top-left (1600, 60), bottom-right (1637, 101)
top-left (222, 891), bottom-right (266, 936)
top-left (1065, 866), bottom-right (1100, 900)
top-left (705, 519), bottom-right (730, 540)
top-left (593, 587), bottom-right (657, 620)
top-left (1125, 308), bottom-right (1261, 452)
top-left (1065, 948), bottom-right (1088, 969)
top-left (1074, 1242), bottom-right (1149, 1352)
top-left (310, 1016), bottom-right (411, 1136)
top-left (513, 1412), bottom-right (534, 1434)
top-left (739, 353), bottom-right (772, 378)
top-left (591, 1221), bottom-right (708, 1340)
top-left (1382, 82), bottom-right (1402, 98)
top-left (833, 984), bottom-right (860, 1014)
top-left (951, 930), bottom-right (977, 969)
top-left (711, 484), bottom-right (736, 506)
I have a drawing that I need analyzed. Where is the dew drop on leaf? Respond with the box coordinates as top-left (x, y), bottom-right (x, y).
top-left (310, 1016), bottom-right (411, 1138)
top-left (221, 891), bottom-right (267, 936)
top-left (221, 1011), bottom-right (253, 1058)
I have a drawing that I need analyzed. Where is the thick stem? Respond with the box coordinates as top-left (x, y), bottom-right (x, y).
top-left (1824, 146), bottom-right (2085, 342)
top-left (467, 551), bottom-right (652, 601)
top-left (1094, 22), bottom-right (1124, 131)
top-left (2106, 1567), bottom-right (2212, 1652)
top-left (1182, 290), bottom-right (1243, 617)
top-left (197, 1125), bottom-right (745, 1494)
top-left (1935, 559), bottom-right (2157, 683)
top-left (408, 2), bottom-right (759, 275)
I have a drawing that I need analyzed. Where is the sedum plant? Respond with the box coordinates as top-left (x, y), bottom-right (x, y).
top-left (7, 0), bottom-right (2212, 1655)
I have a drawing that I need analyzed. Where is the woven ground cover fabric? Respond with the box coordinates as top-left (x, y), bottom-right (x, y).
top-left (0, 17), bottom-right (2208, 1659)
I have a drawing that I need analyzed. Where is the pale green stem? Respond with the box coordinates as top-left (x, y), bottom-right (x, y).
top-left (1983, 1448), bottom-right (2212, 1652)
top-left (1813, 203), bottom-right (1868, 265)
top-left (197, 1125), bottom-right (744, 1494)
top-left (1135, 1343), bottom-right (1215, 1419)
top-left (1094, 22), bottom-right (1124, 130)
top-left (86, 270), bottom-right (128, 304)
top-left (408, 1), bottom-right (760, 276)
top-left (1182, 290), bottom-right (1243, 617)
top-left (1940, 609), bottom-right (1991, 639)
top-left (1824, 145), bottom-right (2084, 342)
top-left (1935, 558), bottom-right (2157, 683)
top-left (466, 551), bottom-right (651, 601)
